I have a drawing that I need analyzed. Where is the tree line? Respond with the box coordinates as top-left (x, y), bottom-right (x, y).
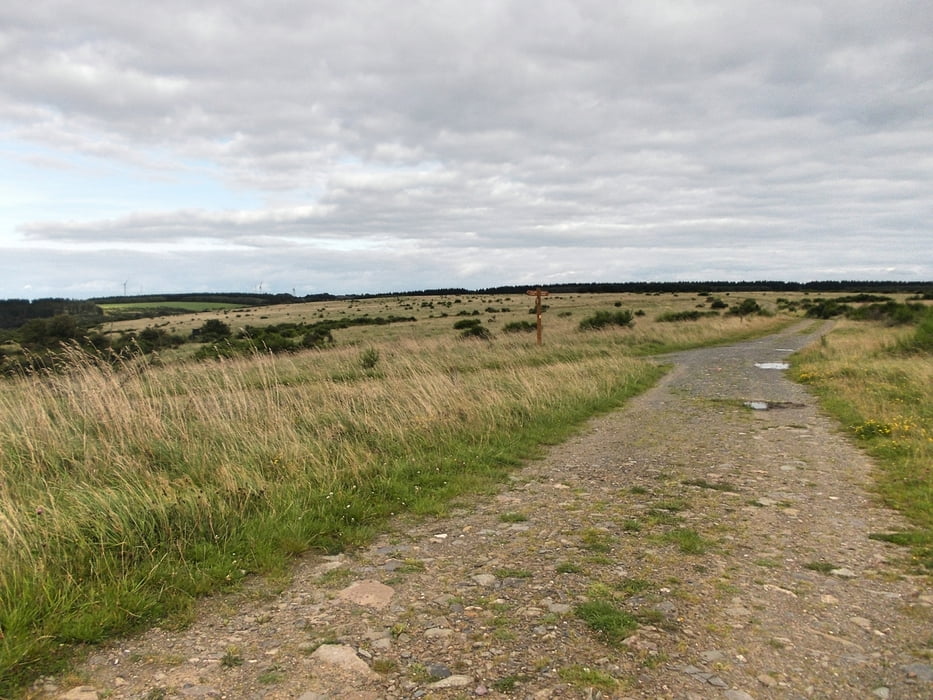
top-left (0, 299), bottom-right (104, 330)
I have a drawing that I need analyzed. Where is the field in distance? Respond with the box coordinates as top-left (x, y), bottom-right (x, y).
top-left (98, 290), bottom-right (832, 355)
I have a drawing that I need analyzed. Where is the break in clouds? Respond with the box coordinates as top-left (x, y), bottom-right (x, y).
top-left (1, 1), bottom-right (931, 297)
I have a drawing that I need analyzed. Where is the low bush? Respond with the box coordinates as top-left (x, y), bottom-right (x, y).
top-left (848, 301), bottom-right (926, 325)
top-left (896, 307), bottom-right (933, 354)
top-left (656, 310), bottom-right (719, 322)
top-left (727, 298), bottom-right (764, 316)
top-left (503, 321), bottom-right (537, 333)
top-left (803, 298), bottom-right (850, 318)
top-left (578, 310), bottom-right (634, 331)
top-left (192, 319), bottom-right (232, 342)
top-left (453, 318), bottom-right (483, 330)
top-left (460, 325), bottom-right (492, 340)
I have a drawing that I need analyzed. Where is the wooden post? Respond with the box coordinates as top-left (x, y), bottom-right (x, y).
top-left (526, 288), bottom-right (549, 345)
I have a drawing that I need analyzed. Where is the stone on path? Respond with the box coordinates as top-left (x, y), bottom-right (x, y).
top-left (902, 662), bottom-right (933, 681)
top-left (830, 567), bottom-right (857, 578)
top-left (674, 664), bottom-right (728, 688)
top-left (337, 579), bottom-right (394, 609)
top-left (723, 691), bottom-right (755, 700)
top-left (428, 674), bottom-right (473, 689)
top-left (58, 688), bottom-right (98, 700)
top-left (309, 644), bottom-right (378, 679)
top-left (756, 674), bottom-right (777, 687)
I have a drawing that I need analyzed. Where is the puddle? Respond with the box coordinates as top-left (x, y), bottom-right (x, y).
top-left (754, 362), bottom-right (789, 369)
top-left (744, 401), bottom-right (806, 410)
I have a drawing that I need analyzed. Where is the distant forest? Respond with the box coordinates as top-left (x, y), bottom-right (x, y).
top-left (421, 280), bottom-right (933, 297)
top-left (0, 298), bottom-right (106, 330)
top-left (1, 280), bottom-right (930, 330)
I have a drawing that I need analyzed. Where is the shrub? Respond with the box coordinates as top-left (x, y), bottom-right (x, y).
top-left (727, 298), bottom-right (763, 316)
top-left (804, 299), bottom-right (850, 319)
top-left (301, 328), bottom-right (334, 349)
top-left (192, 319), bottom-right (232, 342)
top-left (194, 342), bottom-right (241, 360)
top-left (848, 301), bottom-right (926, 325)
top-left (139, 327), bottom-right (184, 348)
top-left (578, 310), bottom-right (634, 331)
top-left (503, 321), bottom-right (537, 334)
top-left (359, 348), bottom-right (380, 370)
top-left (18, 315), bottom-right (80, 350)
top-left (656, 310), bottom-right (719, 322)
top-left (460, 325), bottom-right (492, 340)
top-left (453, 319), bottom-right (483, 330)
top-left (896, 307), bottom-right (933, 354)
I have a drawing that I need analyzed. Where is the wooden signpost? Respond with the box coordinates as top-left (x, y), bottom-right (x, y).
top-left (526, 288), bottom-right (549, 345)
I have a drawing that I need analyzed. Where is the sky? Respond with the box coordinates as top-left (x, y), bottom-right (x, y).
top-left (1, 1), bottom-right (931, 300)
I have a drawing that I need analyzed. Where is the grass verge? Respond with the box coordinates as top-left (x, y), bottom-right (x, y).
top-left (791, 318), bottom-right (933, 569)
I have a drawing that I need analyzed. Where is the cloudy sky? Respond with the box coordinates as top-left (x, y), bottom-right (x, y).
top-left (1, 1), bottom-right (931, 299)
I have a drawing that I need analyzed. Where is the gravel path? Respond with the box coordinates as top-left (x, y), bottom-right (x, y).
top-left (36, 322), bottom-right (933, 700)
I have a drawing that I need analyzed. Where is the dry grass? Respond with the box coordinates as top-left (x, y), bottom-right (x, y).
top-left (0, 291), bottom-right (795, 692)
top-left (101, 290), bottom-right (794, 353)
top-left (792, 317), bottom-right (933, 568)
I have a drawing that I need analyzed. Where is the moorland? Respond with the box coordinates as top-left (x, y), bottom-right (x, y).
top-left (0, 286), bottom-right (930, 696)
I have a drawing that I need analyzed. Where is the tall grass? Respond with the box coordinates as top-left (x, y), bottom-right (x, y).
top-left (0, 301), bottom-right (790, 694)
top-left (0, 333), bottom-right (663, 692)
top-left (792, 318), bottom-right (933, 569)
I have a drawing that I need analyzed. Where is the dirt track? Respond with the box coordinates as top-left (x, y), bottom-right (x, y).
top-left (35, 322), bottom-right (933, 699)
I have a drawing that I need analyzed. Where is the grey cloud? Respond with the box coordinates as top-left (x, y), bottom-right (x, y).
top-left (1, 0), bottom-right (931, 297)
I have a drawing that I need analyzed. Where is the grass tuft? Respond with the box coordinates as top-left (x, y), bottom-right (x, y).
top-left (556, 561), bottom-right (583, 574)
top-left (661, 528), bottom-right (711, 554)
top-left (557, 665), bottom-right (619, 690)
top-left (499, 511), bottom-right (529, 523)
top-left (574, 600), bottom-right (639, 646)
top-left (804, 560), bottom-right (836, 574)
top-left (682, 478), bottom-right (737, 492)
top-left (579, 528), bottom-right (614, 553)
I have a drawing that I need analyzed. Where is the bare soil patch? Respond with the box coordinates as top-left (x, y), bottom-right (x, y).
top-left (33, 322), bottom-right (932, 699)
